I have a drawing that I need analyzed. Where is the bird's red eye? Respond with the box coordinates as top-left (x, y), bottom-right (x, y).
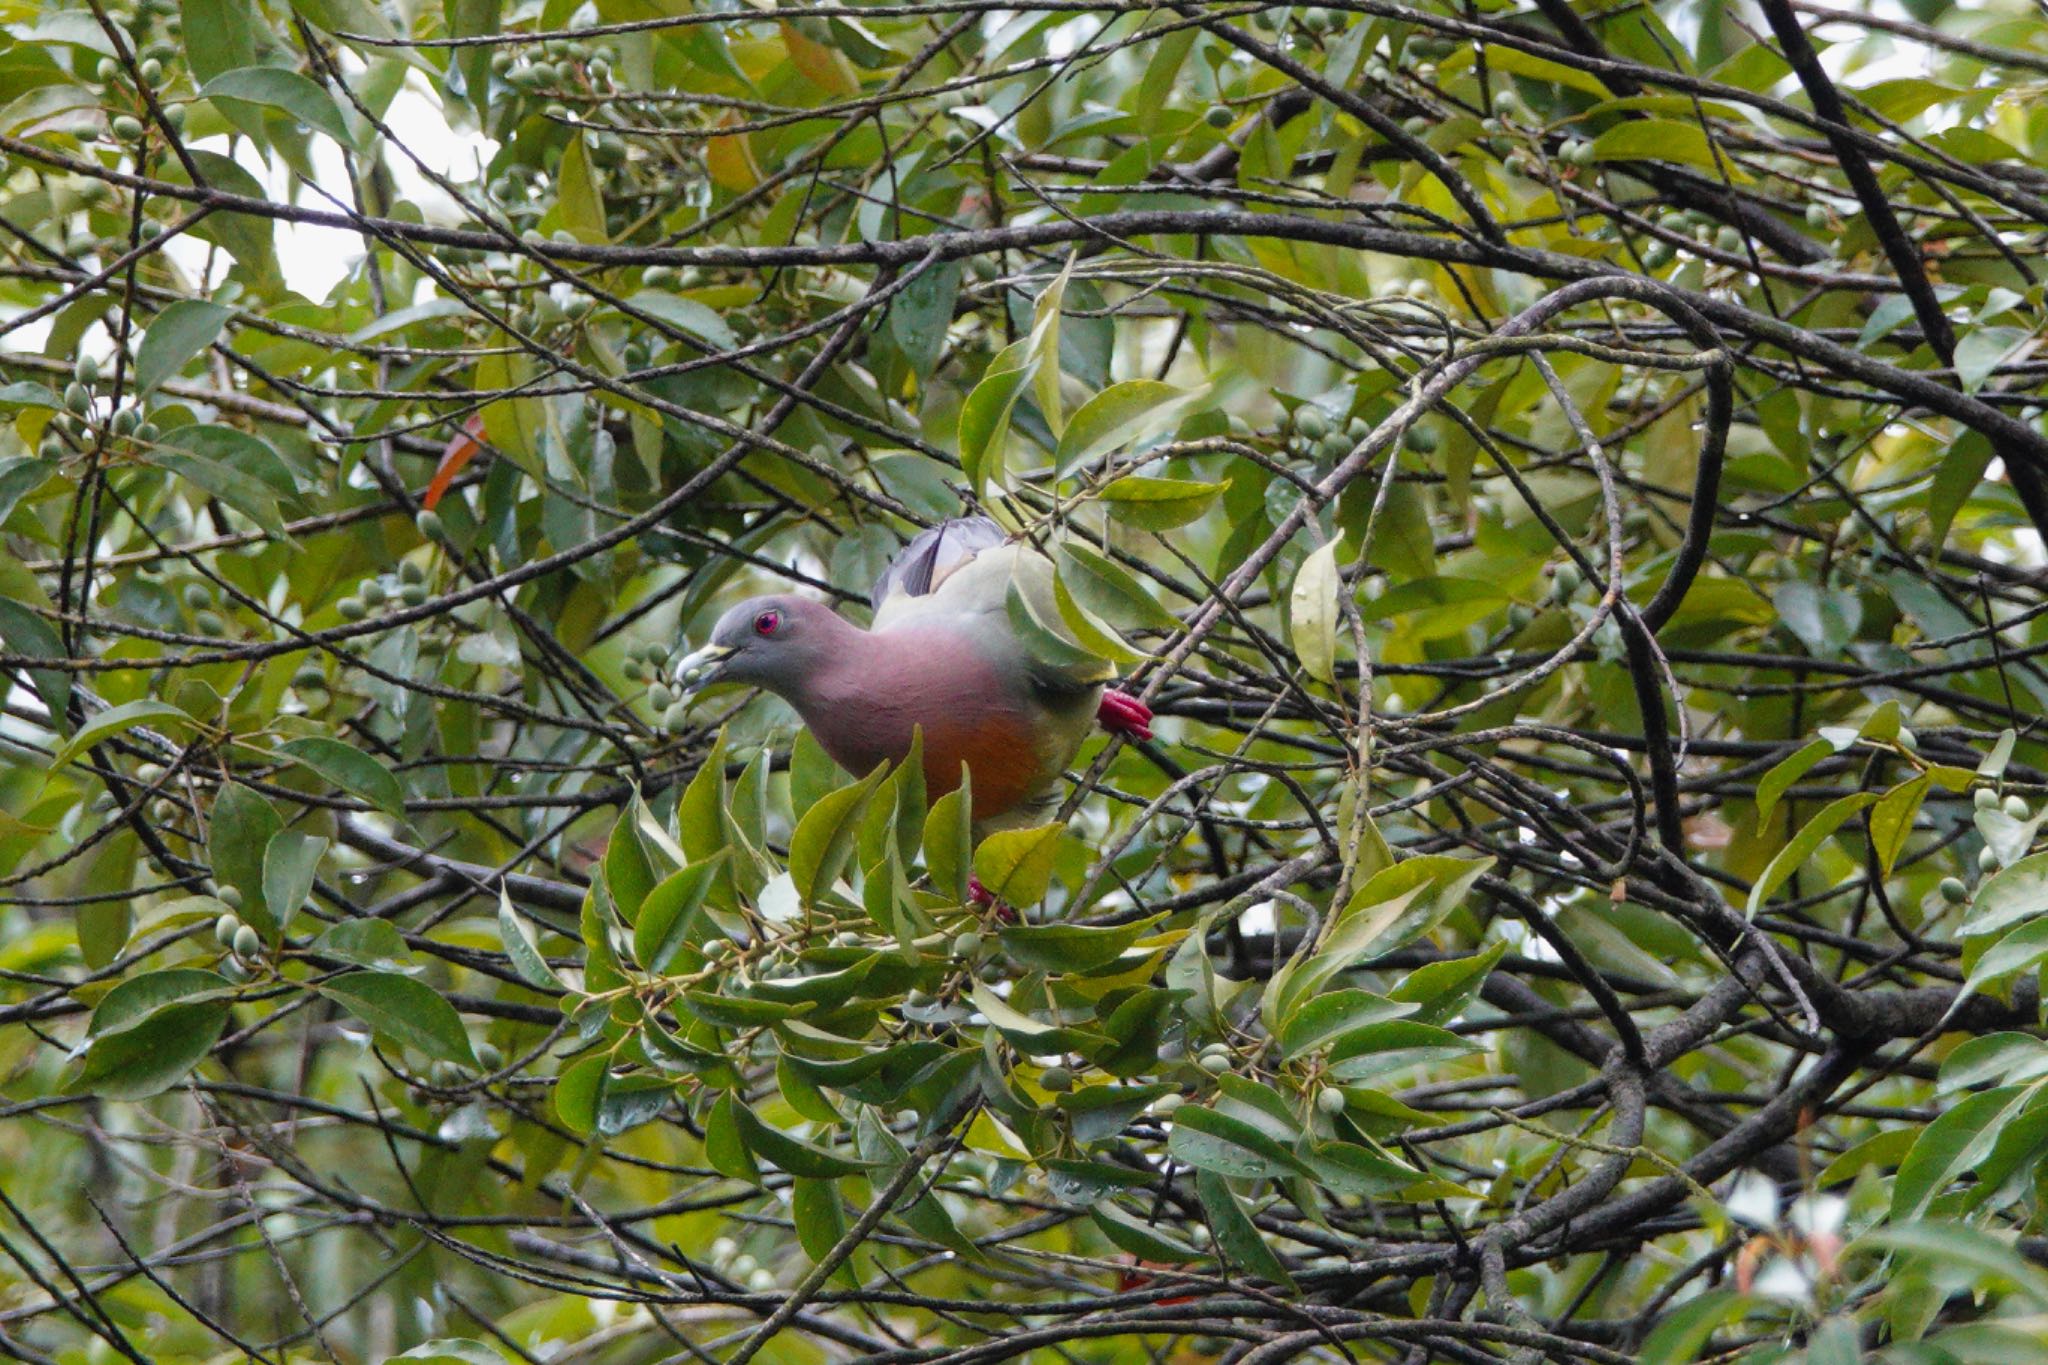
top-left (753, 610), bottom-right (780, 636)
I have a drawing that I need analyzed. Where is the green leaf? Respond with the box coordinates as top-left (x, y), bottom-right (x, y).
top-left (627, 292), bottom-right (737, 351)
top-left (209, 785), bottom-right (281, 937)
top-left (1589, 120), bottom-right (1722, 170)
top-left (498, 885), bottom-right (565, 991)
top-left (149, 447), bottom-right (289, 538)
top-left (728, 1098), bottom-right (872, 1177)
top-left (1092, 1200), bottom-right (1204, 1263)
top-left (1325, 1019), bottom-right (1481, 1083)
top-left (999, 914), bottom-right (1165, 975)
top-left (320, 970), bottom-right (479, 1067)
top-left (958, 338), bottom-right (1037, 498)
top-left (1889, 1085), bottom-right (2029, 1222)
top-left (791, 1176), bottom-right (852, 1271)
top-left (1637, 1290), bottom-right (1745, 1365)
top-left (71, 1000), bottom-right (229, 1100)
top-left (1005, 574), bottom-right (1109, 676)
top-left (553, 132), bottom-right (607, 244)
top-left (311, 918), bottom-right (417, 971)
top-left (260, 830), bottom-right (326, 936)
top-left (923, 780), bottom-right (972, 902)
top-left (1956, 917), bottom-right (2048, 1012)
top-left (1055, 542), bottom-right (1180, 632)
top-left (968, 979), bottom-right (1110, 1054)
top-left (278, 737), bottom-right (406, 818)
top-left (135, 299), bottom-right (234, 397)
top-left (1852, 1223), bottom-right (2048, 1313)
top-left (554, 1053), bottom-right (606, 1136)
top-left (1194, 1170), bottom-right (1294, 1289)
top-left (1870, 774), bottom-right (1929, 877)
top-left (88, 968), bottom-right (234, 1037)
top-left (973, 823), bottom-right (1066, 906)
top-left (1754, 737), bottom-right (1835, 827)
top-left (1288, 532), bottom-right (1344, 686)
top-left (1277, 989), bottom-right (1415, 1057)
top-left (1745, 791), bottom-right (1881, 918)
top-left (1965, 850), bottom-right (2048, 940)
top-left (1099, 475), bottom-right (1229, 531)
top-left (1168, 1104), bottom-right (1310, 1179)
top-left (179, 0), bottom-right (257, 85)
top-left (632, 857), bottom-right (724, 975)
top-left (200, 67), bottom-right (354, 147)
top-left (790, 764), bottom-right (886, 906)
top-left (1053, 379), bottom-right (1204, 474)
top-left (51, 699), bottom-right (188, 771)
top-left (0, 597), bottom-right (71, 726)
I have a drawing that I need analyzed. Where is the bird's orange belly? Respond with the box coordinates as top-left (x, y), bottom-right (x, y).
top-left (920, 714), bottom-right (1046, 824)
top-left (806, 650), bottom-right (1053, 823)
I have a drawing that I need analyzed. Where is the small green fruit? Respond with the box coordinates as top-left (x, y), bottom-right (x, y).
top-left (1040, 1065), bottom-right (1074, 1093)
top-left (1153, 1093), bottom-right (1185, 1116)
top-left (1975, 787), bottom-right (1998, 810)
top-left (1939, 876), bottom-right (1969, 905)
top-left (63, 383), bottom-right (92, 413)
top-left (1553, 562), bottom-right (1583, 598)
top-left (1716, 225), bottom-right (1743, 252)
top-left (214, 913), bottom-right (241, 947)
top-left (337, 596), bottom-right (367, 621)
top-left (1315, 1086), bottom-right (1347, 1116)
top-left (194, 609), bottom-right (224, 635)
top-left (416, 509), bottom-right (445, 539)
top-left (2004, 794), bottom-right (2030, 820)
top-left (1205, 104), bottom-right (1233, 129)
top-left (75, 355), bottom-right (100, 385)
top-left (400, 559), bottom-right (426, 585)
top-left (232, 924), bottom-right (261, 959)
top-left (97, 58), bottom-right (123, 85)
top-left (135, 421), bottom-right (160, 443)
top-left (475, 1043), bottom-right (504, 1070)
top-left (1981, 845), bottom-right (2000, 872)
top-left (952, 930), bottom-right (984, 958)
top-left (111, 114), bottom-right (145, 141)
top-left (663, 701), bottom-right (690, 734)
top-left (291, 663), bottom-right (326, 689)
top-left (1507, 603), bottom-right (1533, 629)
top-left (138, 58), bottom-right (162, 84)
top-left (1806, 202), bottom-right (1828, 229)
top-left (361, 580), bottom-right (388, 606)
top-left (110, 405), bottom-right (139, 435)
top-left (1198, 1052), bottom-right (1231, 1075)
top-left (1293, 406), bottom-right (1328, 440)
top-left (217, 884), bottom-right (243, 910)
top-left (649, 682), bottom-right (675, 711)
top-left (400, 583), bottom-right (428, 606)
top-left (1403, 424), bottom-right (1438, 453)
top-left (182, 582), bottom-right (210, 610)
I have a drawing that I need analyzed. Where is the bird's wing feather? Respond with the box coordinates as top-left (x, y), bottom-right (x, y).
top-left (869, 517), bottom-right (1008, 611)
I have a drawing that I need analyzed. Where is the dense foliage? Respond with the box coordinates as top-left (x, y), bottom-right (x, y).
top-left (7, 0), bottom-right (2048, 1360)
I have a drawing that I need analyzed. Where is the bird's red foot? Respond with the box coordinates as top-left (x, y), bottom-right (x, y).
top-left (967, 876), bottom-right (1017, 923)
top-left (1098, 688), bottom-right (1153, 741)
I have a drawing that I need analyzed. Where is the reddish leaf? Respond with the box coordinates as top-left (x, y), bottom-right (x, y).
top-left (423, 414), bottom-right (485, 511)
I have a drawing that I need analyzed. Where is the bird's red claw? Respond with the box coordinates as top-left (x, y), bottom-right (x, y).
top-left (967, 876), bottom-right (1017, 922)
top-left (1097, 688), bottom-right (1153, 741)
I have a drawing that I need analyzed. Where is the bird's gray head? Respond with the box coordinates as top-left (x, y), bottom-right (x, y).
top-left (672, 595), bottom-right (847, 701)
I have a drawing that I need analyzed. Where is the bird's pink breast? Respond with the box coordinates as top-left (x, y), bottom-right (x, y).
top-left (804, 628), bottom-right (1049, 822)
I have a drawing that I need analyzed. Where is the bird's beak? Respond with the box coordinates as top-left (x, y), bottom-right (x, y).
top-left (671, 642), bottom-right (736, 696)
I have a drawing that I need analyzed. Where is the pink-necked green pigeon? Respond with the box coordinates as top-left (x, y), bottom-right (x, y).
top-left (672, 517), bottom-right (1152, 828)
